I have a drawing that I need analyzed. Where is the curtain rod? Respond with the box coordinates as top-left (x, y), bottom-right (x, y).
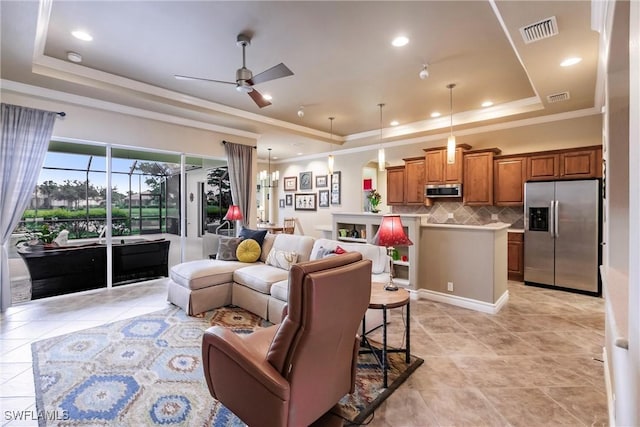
top-left (222, 140), bottom-right (258, 149)
top-left (56, 111), bottom-right (66, 117)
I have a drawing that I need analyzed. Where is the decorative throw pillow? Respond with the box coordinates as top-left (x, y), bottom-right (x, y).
top-left (334, 245), bottom-right (348, 255)
top-left (315, 246), bottom-right (336, 259)
top-left (266, 249), bottom-right (299, 271)
top-left (239, 227), bottom-right (268, 247)
top-left (236, 238), bottom-right (261, 263)
top-left (216, 236), bottom-right (243, 261)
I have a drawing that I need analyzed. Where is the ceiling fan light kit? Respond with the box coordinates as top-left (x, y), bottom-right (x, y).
top-left (174, 32), bottom-right (293, 108)
top-left (419, 64), bottom-right (429, 80)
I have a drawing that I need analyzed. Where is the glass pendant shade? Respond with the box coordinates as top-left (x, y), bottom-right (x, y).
top-left (378, 148), bottom-right (385, 171)
top-left (447, 135), bottom-right (456, 164)
top-left (327, 154), bottom-right (334, 175)
top-left (446, 83), bottom-right (457, 165)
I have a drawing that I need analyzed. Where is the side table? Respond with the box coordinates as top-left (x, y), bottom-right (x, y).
top-left (361, 282), bottom-right (410, 388)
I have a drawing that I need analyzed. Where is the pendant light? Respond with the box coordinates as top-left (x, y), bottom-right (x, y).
top-left (266, 148), bottom-right (278, 187)
top-left (327, 117), bottom-right (335, 175)
top-left (446, 83), bottom-right (456, 164)
top-left (378, 103), bottom-right (385, 172)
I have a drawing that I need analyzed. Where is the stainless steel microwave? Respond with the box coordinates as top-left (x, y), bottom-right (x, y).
top-left (425, 183), bottom-right (462, 198)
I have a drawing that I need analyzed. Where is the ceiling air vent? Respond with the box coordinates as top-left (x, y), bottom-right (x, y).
top-left (519, 16), bottom-right (558, 44)
top-left (547, 91), bottom-right (570, 103)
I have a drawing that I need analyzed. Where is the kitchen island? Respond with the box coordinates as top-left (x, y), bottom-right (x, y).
top-left (418, 221), bottom-right (510, 314)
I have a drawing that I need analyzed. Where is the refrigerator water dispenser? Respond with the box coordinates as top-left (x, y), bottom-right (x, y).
top-left (528, 207), bottom-right (549, 232)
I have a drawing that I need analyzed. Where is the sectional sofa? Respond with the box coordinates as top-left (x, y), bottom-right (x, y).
top-left (167, 231), bottom-right (391, 324)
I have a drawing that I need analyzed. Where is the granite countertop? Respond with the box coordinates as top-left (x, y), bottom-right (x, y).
top-left (421, 221), bottom-right (511, 231)
top-left (508, 228), bottom-right (525, 233)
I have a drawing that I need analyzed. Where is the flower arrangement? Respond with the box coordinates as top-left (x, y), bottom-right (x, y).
top-left (367, 189), bottom-right (382, 213)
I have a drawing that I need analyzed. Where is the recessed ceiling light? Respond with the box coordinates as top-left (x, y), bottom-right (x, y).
top-left (273, 156), bottom-right (279, 160)
top-left (431, 112), bottom-right (441, 118)
top-left (66, 51), bottom-right (82, 63)
top-left (481, 101), bottom-right (493, 107)
top-left (390, 120), bottom-right (399, 126)
top-left (262, 94), bottom-right (272, 101)
top-left (560, 57), bottom-right (582, 67)
top-left (71, 30), bottom-right (93, 41)
top-left (297, 152), bottom-right (303, 156)
top-left (391, 36), bottom-right (409, 47)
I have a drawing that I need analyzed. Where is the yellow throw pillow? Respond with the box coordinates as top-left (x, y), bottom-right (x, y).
top-left (236, 238), bottom-right (261, 263)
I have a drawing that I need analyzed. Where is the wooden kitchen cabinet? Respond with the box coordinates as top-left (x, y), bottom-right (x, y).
top-left (386, 166), bottom-right (405, 205)
top-left (507, 232), bottom-right (524, 281)
top-left (463, 148), bottom-right (501, 206)
top-left (424, 144), bottom-right (470, 185)
top-left (494, 156), bottom-right (526, 206)
top-left (560, 149), bottom-right (599, 178)
top-left (404, 156), bottom-right (426, 204)
top-left (425, 149), bottom-right (445, 184)
top-left (527, 153), bottom-right (559, 180)
top-left (526, 146), bottom-right (602, 181)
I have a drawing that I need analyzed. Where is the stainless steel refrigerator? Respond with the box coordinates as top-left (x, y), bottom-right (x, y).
top-left (524, 179), bottom-right (601, 294)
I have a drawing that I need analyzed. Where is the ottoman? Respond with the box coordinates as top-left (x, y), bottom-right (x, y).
top-left (167, 259), bottom-right (247, 315)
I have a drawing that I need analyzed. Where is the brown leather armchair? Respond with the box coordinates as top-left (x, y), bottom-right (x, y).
top-left (202, 252), bottom-right (372, 427)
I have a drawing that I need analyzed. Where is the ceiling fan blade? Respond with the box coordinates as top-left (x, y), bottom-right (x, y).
top-left (248, 63), bottom-right (294, 86)
top-left (174, 74), bottom-right (236, 85)
top-left (248, 88), bottom-right (272, 108)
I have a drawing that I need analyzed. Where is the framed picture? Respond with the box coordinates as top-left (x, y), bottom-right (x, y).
top-left (279, 199), bottom-right (285, 208)
top-left (285, 194), bottom-right (293, 206)
top-left (315, 175), bottom-right (328, 188)
top-left (299, 171), bottom-right (313, 190)
top-left (330, 171), bottom-right (341, 205)
top-left (318, 190), bottom-right (330, 207)
top-left (283, 176), bottom-right (297, 192)
top-left (294, 193), bottom-right (317, 211)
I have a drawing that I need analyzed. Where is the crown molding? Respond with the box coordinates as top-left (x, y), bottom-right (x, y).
top-left (1, 79), bottom-right (261, 139)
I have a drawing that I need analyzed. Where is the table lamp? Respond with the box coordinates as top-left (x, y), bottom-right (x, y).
top-left (372, 215), bottom-right (413, 291)
top-left (223, 205), bottom-right (243, 235)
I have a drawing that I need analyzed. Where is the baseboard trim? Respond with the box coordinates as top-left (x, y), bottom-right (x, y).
top-left (603, 347), bottom-right (616, 427)
top-left (415, 289), bottom-right (509, 314)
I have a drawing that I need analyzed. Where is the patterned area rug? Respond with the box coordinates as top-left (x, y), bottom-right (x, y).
top-left (32, 306), bottom-right (423, 426)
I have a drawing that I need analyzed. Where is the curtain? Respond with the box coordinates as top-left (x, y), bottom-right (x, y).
top-left (224, 141), bottom-right (253, 228)
top-left (0, 104), bottom-right (57, 312)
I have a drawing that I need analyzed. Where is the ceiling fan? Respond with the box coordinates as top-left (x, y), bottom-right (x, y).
top-left (175, 33), bottom-right (294, 108)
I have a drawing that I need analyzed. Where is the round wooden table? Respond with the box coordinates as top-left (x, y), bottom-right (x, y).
top-left (362, 282), bottom-right (411, 388)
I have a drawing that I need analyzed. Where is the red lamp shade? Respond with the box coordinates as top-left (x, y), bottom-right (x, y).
top-left (373, 215), bottom-right (413, 247)
top-left (223, 205), bottom-right (243, 221)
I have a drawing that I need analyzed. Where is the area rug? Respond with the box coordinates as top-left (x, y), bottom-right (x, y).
top-left (32, 306), bottom-right (423, 426)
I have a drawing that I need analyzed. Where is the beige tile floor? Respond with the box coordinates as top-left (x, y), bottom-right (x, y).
top-left (0, 280), bottom-right (607, 427)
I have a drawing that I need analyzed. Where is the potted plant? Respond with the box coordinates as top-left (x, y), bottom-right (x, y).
top-left (18, 224), bottom-right (61, 248)
top-left (367, 189), bottom-right (382, 213)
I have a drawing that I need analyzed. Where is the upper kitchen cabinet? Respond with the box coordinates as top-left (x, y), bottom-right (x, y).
top-left (527, 153), bottom-right (558, 180)
top-left (424, 144), bottom-right (471, 184)
top-left (560, 147), bottom-right (601, 178)
top-left (404, 156), bottom-right (426, 204)
top-left (463, 148), bottom-right (501, 206)
top-left (386, 166), bottom-right (405, 205)
top-left (494, 156), bottom-right (527, 206)
top-left (527, 146), bottom-right (602, 181)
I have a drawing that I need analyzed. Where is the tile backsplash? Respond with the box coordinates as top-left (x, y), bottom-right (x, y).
top-left (392, 202), bottom-right (524, 228)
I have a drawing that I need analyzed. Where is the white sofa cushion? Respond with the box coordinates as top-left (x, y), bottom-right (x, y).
top-left (270, 279), bottom-right (289, 302)
top-left (170, 259), bottom-right (249, 290)
top-left (271, 234), bottom-right (315, 262)
top-left (310, 238), bottom-right (389, 274)
top-left (233, 264), bottom-right (290, 294)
